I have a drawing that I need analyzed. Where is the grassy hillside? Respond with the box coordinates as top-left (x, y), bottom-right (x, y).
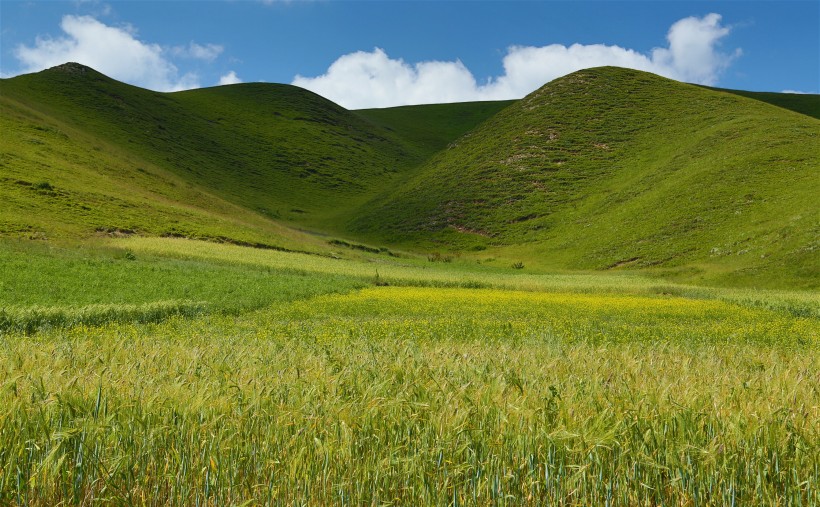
top-left (3, 64), bottom-right (407, 233)
top-left (2, 64), bottom-right (398, 246)
top-left (356, 100), bottom-right (515, 158)
top-left (1, 88), bottom-right (342, 250)
top-left (351, 67), bottom-right (819, 288)
top-left (1, 63), bottom-right (509, 246)
top-left (2, 61), bottom-right (818, 502)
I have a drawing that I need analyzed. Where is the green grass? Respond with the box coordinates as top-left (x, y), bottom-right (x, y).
top-left (113, 236), bottom-right (820, 317)
top-left (0, 240), bottom-right (363, 333)
top-left (0, 64), bottom-right (506, 249)
top-left (0, 83), bottom-right (329, 251)
top-left (0, 300), bottom-right (208, 335)
top-left (0, 63), bottom-right (416, 239)
top-left (4, 236), bottom-right (816, 336)
top-left (350, 67), bottom-right (820, 289)
top-left (2, 64), bottom-right (818, 503)
top-left (1, 234), bottom-right (817, 504)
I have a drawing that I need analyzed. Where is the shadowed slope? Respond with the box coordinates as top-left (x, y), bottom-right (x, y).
top-left (356, 100), bottom-right (516, 158)
top-left (706, 87), bottom-right (820, 120)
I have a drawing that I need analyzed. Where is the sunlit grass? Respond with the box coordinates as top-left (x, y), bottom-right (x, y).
top-left (2, 60), bottom-right (818, 506)
top-left (116, 236), bottom-right (820, 317)
top-left (2, 287), bottom-right (817, 505)
top-left (0, 300), bottom-right (206, 334)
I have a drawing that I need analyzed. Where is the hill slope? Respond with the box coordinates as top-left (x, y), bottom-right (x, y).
top-left (1, 84), bottom-right (320, 250)
top-left (1, 63), bottom-right (507, 245)
top-left (356, 100), bottom-right (516, 158)
top-left (708, 87), bottom-right (820, 120)
top-left (351, 67), bottom-right (819, 288)
top-left (1, 63), bottom-right (414, 233)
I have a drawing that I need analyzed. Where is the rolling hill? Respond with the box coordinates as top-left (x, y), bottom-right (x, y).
top-left (0, 62), bottom-right (501, 247)
top-left (2, 63), bottom-right (818, 288)
top-left (350, 67), bottom-right (819, 287)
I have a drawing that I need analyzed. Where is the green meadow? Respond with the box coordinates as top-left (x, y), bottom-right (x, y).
top-left (1, 63), bottom-right (819, 504)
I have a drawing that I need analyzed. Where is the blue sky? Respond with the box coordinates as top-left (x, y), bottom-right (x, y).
top-left (1, 1), bottom-right (817, 108)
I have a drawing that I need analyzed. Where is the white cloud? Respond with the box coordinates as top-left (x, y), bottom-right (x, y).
top-left (651, 13), bottom-right (740, 86)
top-left (218, 71), bottom-right (242, 86)
top-left (294, 50), bottom-right (483, 108)
top-left (12, 15), bottom-right (218, 91)
top-left (171, 42), bottom-right (224, 62)
top-left (781, 90), bottom-right (810, 94)
top-left (293, 13), bottom-right (740, 109)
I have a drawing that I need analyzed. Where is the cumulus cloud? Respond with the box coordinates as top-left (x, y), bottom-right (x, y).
top-left (171, 42), bottom-right (224, 62)
top-left (294, 50), bottom-right (482, 108)
top-left (293, 13), bottom-right (740, 109)
top-left (218, 71), bottom-right (242, 85)
top-left (651, 13), bottom-right (740, 85)
top-left (12, 15), bottom-right (216, 91)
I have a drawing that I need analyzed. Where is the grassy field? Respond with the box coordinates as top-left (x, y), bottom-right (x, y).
top-left (0, 240), bottom-right (365, 334)
top-left (1, 237), bottom-right (818, 505)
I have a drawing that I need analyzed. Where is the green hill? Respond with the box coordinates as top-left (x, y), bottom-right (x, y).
top-left (1, 63), bottom-right (505, 246)
top-left (1, 80), bottom-right (317, 251)
top-left (0, 63), bottom-right (402, 237)
top-left (2, 63), bottom-right (817, 288)
top-left (350, 67), bottom-right (819, 288)
top-left (2, 63), bottom-right (816, 507)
